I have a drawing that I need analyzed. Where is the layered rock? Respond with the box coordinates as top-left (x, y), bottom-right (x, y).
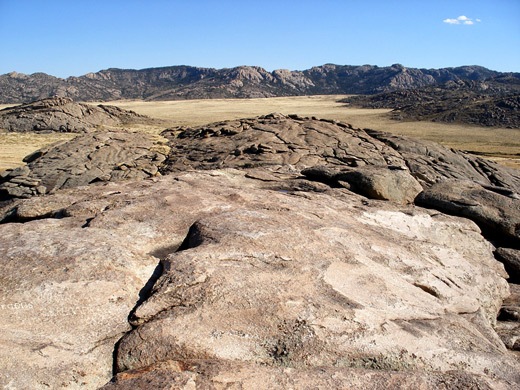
top-left (0, 169), bottom-right (517, 389)
top-left (0, 130), bottom-right (169, 200)
top-left (0, 96), bottom-right (153, 133)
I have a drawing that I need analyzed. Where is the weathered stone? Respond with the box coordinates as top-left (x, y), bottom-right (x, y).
top-left (0, 169), bottom-right (517, 388)
top-left (99, 359), bottom-right (511, 390)
top-left (496, 248), bottom-right (520, 283)
top-left (496, 284), bottom-right (520, 352)
top-left (0, 96), bottom-right (156, 133)
top-left (365, 129), bottom-right (520, 192)
top-left (160, 115), bottom-right (407, 172)
top-left (302, 165), bottom-right (422, 204)
top-left (416, 179), bottom-right (520, 243)
top-left (0, 130), bottom-right (170, 200)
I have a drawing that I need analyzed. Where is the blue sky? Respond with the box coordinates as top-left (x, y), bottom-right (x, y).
top-left (0, 0), bottom-right (519, 78)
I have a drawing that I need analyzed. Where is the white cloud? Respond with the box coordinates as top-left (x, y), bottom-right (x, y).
top-left (443, 15), bottom-right (480, 25)
top-left (443, 18), bottom-right (459, 24)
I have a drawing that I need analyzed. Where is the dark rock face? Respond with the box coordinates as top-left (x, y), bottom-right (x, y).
top-left (496, 283), bottom-right (520, 352)
top-left (0, 64), bottom-right (509, 103)
top-left (0, 130), bottom-right (169, 200)
top-left (364, 129), bottom-right (520, 191)
top-left (160, 114), bottom-right (406, 172)
top-left (0, 96), bottom-right (153, 133)
top-left (496, 248), bottom-right (520, 283)
top-left (161, 114), bottom-right (520, 192)
top-left (341, 76), bottom-right (520, 128)
top-left (416, 180), bottom-right (520, 244)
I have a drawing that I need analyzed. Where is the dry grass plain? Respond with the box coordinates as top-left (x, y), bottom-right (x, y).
top-left (1, 95), bottom-right (519, 170)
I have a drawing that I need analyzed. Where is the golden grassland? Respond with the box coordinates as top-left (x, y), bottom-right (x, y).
top-left (1, 95), bottom-right (519, 171)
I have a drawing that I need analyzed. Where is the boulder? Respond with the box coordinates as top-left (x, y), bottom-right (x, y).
top-left (160, 114), bottom-right (408, 172)
top-left (364, 129), bottom-right (520, 192)
top-left (416, 179), bottom-right (520, 243)
top-left (0, 130), bottom-right (170, 201)
top-left (302, 165), bottom-right (422, 204)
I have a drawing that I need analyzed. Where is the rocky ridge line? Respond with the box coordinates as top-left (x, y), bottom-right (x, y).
top-left (0, 64), bottom-right (511, 103)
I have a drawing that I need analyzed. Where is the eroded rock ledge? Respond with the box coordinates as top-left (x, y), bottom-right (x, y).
top-left (0, 96), bottom-right (154, 133)
top-left (0, 130), bottom-right (170, 200)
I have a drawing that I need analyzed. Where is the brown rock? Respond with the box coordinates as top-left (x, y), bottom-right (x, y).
top-left (496, 248), bottom-right (520, 282)
top-left (303, 165), bottom-right (422, 204)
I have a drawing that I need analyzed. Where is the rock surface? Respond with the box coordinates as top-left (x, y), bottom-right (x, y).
top-left (100, 359), bottom-right (511, 390)
top-left (496, 248), bottom-right (520, 283)
top-left (0, 169), bottom-right (517, 389)
top-left (496, 284), bottom-right (520, 352)
top-left (1, 114), bottom-right (520, 389)
top-left (160, 114), bottom-right (520, 192)
top-left (0, 130), bottom-right (170, 200)
top-left (302, 165), bottom-right (422, 204)
top-left (416, 180), bottom-right (520, 244)
top-left (0, 96), bottom-right (154, 133)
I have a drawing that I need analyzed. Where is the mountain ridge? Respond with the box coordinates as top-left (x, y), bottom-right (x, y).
top-left (0, 63), bottom-right (515, 103)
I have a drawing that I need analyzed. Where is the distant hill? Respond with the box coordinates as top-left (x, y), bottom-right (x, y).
top-left (341, 75), bottom-right (520, 128)
top-left (0, 64), bottom-right (512, 103)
